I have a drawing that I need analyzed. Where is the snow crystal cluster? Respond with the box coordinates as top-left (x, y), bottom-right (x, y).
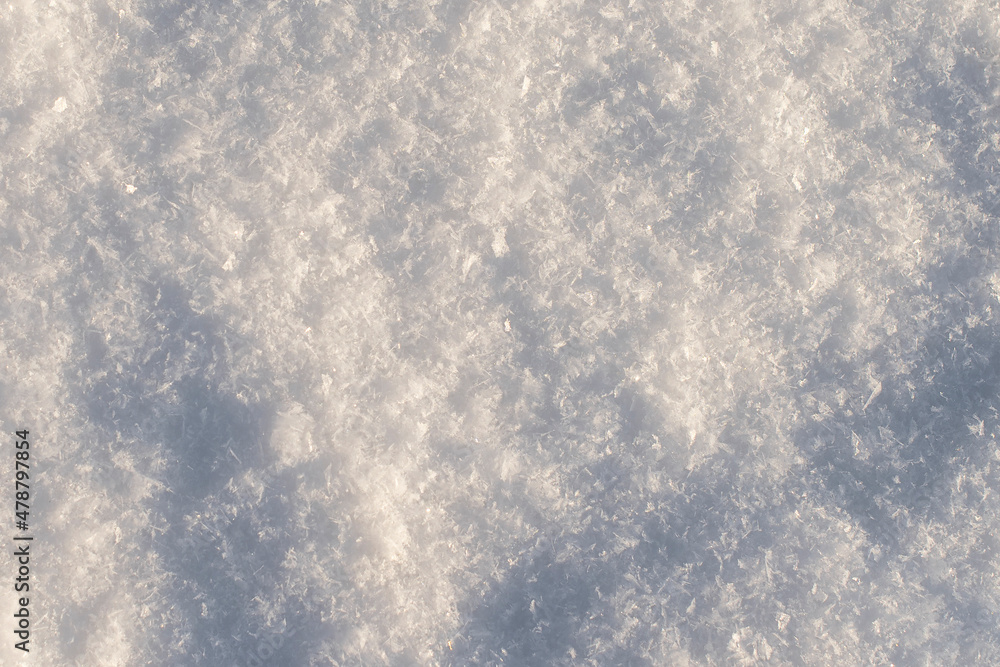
top-left (1, 0), bottom-right (998, 664)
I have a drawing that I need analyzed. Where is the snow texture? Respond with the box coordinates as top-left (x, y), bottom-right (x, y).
top-left (1, 0), bottom-right (999, 665)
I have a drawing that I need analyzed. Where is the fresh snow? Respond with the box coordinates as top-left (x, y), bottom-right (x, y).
top-left (1, 0), bottom-right (999, 665)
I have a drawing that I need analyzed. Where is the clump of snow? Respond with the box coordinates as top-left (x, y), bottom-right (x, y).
top-left (1, 0), bottom-right (999, 664)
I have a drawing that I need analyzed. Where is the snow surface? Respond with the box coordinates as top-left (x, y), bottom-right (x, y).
top-left (1, 0), bottom-right (999, 664)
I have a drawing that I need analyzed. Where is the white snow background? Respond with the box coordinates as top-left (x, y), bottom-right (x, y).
top-left (1, 0), bottom-right (999, 664)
